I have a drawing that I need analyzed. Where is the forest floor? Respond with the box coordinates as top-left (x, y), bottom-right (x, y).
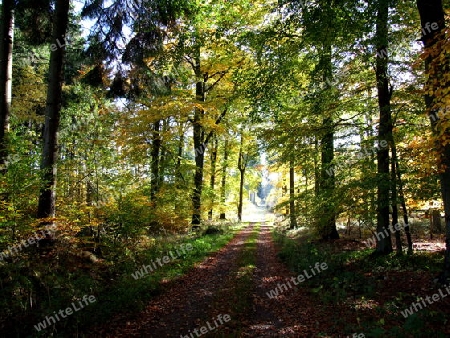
top-left (87, 221), bottom-right (340, 336)
top-left (85, 206), bottom-right (450, 337)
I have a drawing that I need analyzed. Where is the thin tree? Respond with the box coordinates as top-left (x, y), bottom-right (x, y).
top-left (0, 0), bottom-right (14, 170)
top-left (289, 157), bottom-right (297, 229)
top-left (219, 137), bottom-right (228, 220)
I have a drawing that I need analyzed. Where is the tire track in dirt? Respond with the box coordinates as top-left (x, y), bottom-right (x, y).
top-left (87, 223), bottom-right (256, 337)
top-left (240, 223), bottom-right (337, 337)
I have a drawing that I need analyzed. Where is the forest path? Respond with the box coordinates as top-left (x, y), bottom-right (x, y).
top-left (87, 209), bottom-right (337, 337)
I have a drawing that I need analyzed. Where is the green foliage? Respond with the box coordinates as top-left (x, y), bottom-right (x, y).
top-left (0, 222), bottom-right (240, 336)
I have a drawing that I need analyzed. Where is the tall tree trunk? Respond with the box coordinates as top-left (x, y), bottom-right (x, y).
top-left (314, 137), bottom-right (320, 196)
top-left (416, 0), bottom-right (450, 281)
top-left (374, 0), bottom-right (393, 254)
top-left (237, 133), bottom-right (245, 222)
top-left (320, 45), bottom-right (338, 240)
top-left (289, 158), bottom-right (297, 229)
top-left (150, 120), bottom-right (161, 202)
top-left (0, 0), bottom-right (14, 170)
top-left (395, 157), bottom-right (413, 254)
top-left (158, 119), bottom-right (168, 189)
top-left (391, 143), bottom-right (402, 254)
top-left (208, 134), bottom-right (217, 220)
top-left (175, 122), bottom-right (184, 212)
top-left (191, 52), bottom-right (206, 226)
top-left (219, 138), bottom-right (228, 220)
top-left (37, 0), bottom-right (70, 219)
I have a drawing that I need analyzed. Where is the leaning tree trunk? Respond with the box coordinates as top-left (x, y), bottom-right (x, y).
top-left (37, 0), bottom-right (70, 220)
top-left (374, 0), bottom-right (393, 254)
top-left (416, 0), bottom-right (450, 281)
top-left (0, 0), bottom-right (14, 170)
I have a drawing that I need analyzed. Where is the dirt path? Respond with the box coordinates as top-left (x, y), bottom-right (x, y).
top-left (87, 220), bottom-right (339, 337)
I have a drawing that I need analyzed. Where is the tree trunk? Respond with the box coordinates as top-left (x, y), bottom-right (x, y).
top-left (175, 122), bottom-right (184, 212)
top-left (319, 45), bottom-right (338, 240)
top-left (158, 118), bottom-right (168, 189)
top-left (289, 158), bottom-right (297, 229)
top-left (219, 138), bottom-right (228, 220)
top-left (237, 133), bottom-right (245, 222)
top-left (391, 142), bottom-right (402, 254)
top-left (37, 0), bottom-right (70, 220)
top-left (191, 51), bottom-right (206, 226)
top-left (208, 134), bottom-right (217, 220)
top-left (395, 151), bottom-right (413, 253)
top-left (150, 120), bottom-right (161, 202)
top-left (374, 0), bottom-right (393, 254)
top-left (417, 0), bottom-right (450, 280)
top-left (0, 0), bottom-right (14, 170)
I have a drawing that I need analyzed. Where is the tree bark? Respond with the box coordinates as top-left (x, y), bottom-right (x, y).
top-left (319, 45), bottom-right (338, 240)
top-left (175, 122), bottom-right (184, 210)
top-left (37, 0), bottom-right (70, 219)
top-left (219, 138), bottom-right (228, 220)
top-left (191, 51), bottom-right (206, 226)
top-left (391, 143), bottom-right (402, 254)
top-left (416, 0), bottom-right (449, 280)
top-left (374, 0), bottom-right (393, 254)
top-left (395, 151), bottom-right (413, 253)
top-left (0, 0), bottom-right (14, 170)
top-left (289, 158), bottom-right (297, 229)
top-left (208, 134), bottom-right (217, 220)
top-left (237, 133), bottom-right (246, 222)
top-left (150, 120), bottom-right (161, 202)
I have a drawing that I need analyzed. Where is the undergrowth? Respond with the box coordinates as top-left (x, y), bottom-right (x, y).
top-left (272, 226), bottom-right (446, 337)
top-left (0, 222), bottom-right (242, 337)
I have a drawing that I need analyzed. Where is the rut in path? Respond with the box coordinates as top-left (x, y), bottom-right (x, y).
top-left (88, 222), bottom-right (337, 337)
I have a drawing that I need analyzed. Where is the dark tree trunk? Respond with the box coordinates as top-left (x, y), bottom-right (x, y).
top-left (208, 135), bottom-right (217, 220)
top-left (191, 53), bottom-right (206, 225)
top-left (219, 138), bottom-right (228, 220)
top-left (289, 158), bottom-right (297, 229)
top-left (391, 143), bottom-right (402, 254)
top-left (37, 0), bottom-right (70, 219)
top-left (375, 0), bottom-right (393, 254)
top-left (150, 120), bottom-right (161, 202)
top-left (174, 123), bottom-right (184, 212)
top-left (319, 46), bottom-right (338, 240)
top-left (416, 0), bottom-right (450, 280)
top-left (395, 158), bottom-right (413, 254)
top-left (237, 133), bottom-right (246, 222)
top-left (0, 0), bottom-right (14, 170)
top-left (314, 137), bottom-right (320, 197)
top-left (158, 118), bottom-right (168, 189)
